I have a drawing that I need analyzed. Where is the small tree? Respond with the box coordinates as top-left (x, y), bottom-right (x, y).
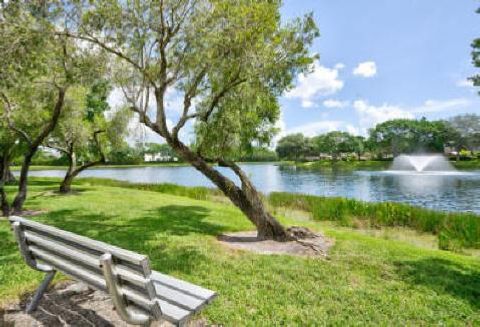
top-left (276, 134), bottom-right (311, 161)
top-left (47, 82), bottom-right (130, 193)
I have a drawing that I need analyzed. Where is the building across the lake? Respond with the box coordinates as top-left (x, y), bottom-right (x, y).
top-left (144, 153), bottom-right (178, 162)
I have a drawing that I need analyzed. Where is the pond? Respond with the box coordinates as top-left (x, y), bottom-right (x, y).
top-left (24, 164), bottom-right (480, 214)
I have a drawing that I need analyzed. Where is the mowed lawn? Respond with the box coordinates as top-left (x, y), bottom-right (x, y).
top-left (1, 179), bottom-right (479, 325)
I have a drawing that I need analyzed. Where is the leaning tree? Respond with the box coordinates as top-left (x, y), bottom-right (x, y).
top-left (64, 0), bottom-right (319, 240)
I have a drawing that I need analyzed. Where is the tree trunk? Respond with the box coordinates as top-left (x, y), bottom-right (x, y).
top-left (59, 173), bottom-right (75, 193)
top-left (169, 139), bottom-right (290, 241)
top-left (5, 166), bottom-right (15, 183)
top-left (0, 157), bottom-right (10, 216)
top-left (0, 184), bottom-right (8, 217)
top-left (59, 151), bottom-right (104, 194)
top-left (0, 153), bottom-right (15, 184)
top-left (11, 151), bottom-right (34, 214)
top-left (11, 88), bottom-right (66, 214)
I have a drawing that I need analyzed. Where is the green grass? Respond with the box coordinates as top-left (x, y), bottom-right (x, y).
top-left (268, 192), bottom-right (480, 251)
top-left (1, 178), bottom-right (480, 325)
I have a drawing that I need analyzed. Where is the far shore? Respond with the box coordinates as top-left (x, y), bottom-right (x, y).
top-left (11, 159), bottom-right (480, 171)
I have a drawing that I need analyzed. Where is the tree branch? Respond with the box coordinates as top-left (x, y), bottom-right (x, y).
top-left (58, 31), bottom-right (156, 87)
top-left (172, 66), bottom-right (208, 139)
top-left (0, 91), bottom-right (32, 145)
top-left (202, 74), bottom-right (247, 122)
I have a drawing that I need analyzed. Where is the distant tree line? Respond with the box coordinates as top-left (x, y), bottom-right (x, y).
top-left (276, 115), bottom-right (480, 161)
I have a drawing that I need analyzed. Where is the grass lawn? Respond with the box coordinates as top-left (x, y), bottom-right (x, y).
top-left (1, 179), bottom-right (479, 325)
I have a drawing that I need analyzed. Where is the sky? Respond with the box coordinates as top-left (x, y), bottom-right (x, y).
top-left (279, 0), bottom-right (480, 137)
top-left (111, 0), bottom-right (480, 144)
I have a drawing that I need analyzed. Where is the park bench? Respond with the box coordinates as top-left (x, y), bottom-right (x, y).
top-left (9, 216), bottom-right (216, 326)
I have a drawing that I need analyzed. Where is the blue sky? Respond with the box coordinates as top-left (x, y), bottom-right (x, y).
top-left (279, 0), bottom-right (480, 137)
top-left (113, 1), bottom-right (480, 144)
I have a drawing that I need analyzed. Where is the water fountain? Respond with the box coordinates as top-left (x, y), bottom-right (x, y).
top-left (390, 154), bottom-right (454, 172)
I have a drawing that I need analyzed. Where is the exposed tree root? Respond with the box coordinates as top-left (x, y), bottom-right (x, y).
top-left (287, 226), bottom-right (329, 256)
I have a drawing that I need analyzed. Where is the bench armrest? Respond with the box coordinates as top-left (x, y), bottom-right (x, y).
top-left (99, 253), bottom-right (153, 325)
top-left (12, 222), bottom-right (54, 273)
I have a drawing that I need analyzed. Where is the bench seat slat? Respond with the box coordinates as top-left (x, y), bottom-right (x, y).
top-left (28, 246), bottom-right (193, 323)
top-left (153, 282), bottom-right (206, 312)
top-left (151, 271), bottom-right (216, 302)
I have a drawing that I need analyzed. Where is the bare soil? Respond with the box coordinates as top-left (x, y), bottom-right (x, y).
top-left (217, 230), bottom-right (334, 257)
top-left (1, 282), bottom-right (206, 327)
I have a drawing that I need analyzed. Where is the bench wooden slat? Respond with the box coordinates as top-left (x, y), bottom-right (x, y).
top-left (11, 216), bottom-right (148, 268)
top-left (24, 230), bottom-right (151, 290)
top-left (151, 271), bottom-right (216, 301)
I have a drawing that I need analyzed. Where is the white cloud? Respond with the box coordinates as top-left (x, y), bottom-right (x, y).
top-left (411, 98), bottom-right (471, 114)
top-left (353, 100), bottom-right (414, 129)
top-left (353, 61), bottom-right (377, 78)
top-left (334, 63), bottom-right (346, 70)
top-left (287, 120), bottom-right (344, 137)
top-left (285, 60), bottom-right (344, 108)
top-left (456, 79), bottom-right (474, 88)
top-left (323, 99), bottom-right (349, 108)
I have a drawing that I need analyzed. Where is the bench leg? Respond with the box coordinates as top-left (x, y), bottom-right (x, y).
top-left (26, 270), bottom-right (56, 313)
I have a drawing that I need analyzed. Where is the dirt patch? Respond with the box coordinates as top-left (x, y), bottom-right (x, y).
top-left (18, 210), bottom-right (47, 217)
top-left (1, 281), bottom-right (206, 327)
top-left (218, 230), bottom-right (334, 257)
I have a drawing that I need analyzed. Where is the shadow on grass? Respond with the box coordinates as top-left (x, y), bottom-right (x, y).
top-left (0, 227), bottom-right (20, 264)
top-left (395, 258), bottom-right (480, 308)
top-left (34, 205), bottom-right (226, 274)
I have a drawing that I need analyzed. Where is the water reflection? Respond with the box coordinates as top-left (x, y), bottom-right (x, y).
top-left (23, 164), bottom-right (480, 214)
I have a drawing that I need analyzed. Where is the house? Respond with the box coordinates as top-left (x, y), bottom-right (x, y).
top-left (144, 153), bottom-right (178, 162)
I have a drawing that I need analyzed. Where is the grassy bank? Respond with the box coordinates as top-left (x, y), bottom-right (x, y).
top-left (76, 178), bottom-right (480, 251)
top-left (268, 193), bottom-right (480, 251)
top-left (1, 178), bottom-right (479, 325)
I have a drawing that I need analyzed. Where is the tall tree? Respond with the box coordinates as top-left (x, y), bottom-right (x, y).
top-left (65, 0), bottom-right (318, 240)
top-left (0, 2), bottom-right (102, 214)
top-left (447, 114), bottom-right (480, 159)
top-left (276, 134), bottom-right (311, 161)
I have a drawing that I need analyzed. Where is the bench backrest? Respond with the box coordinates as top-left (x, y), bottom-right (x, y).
top-left (9, 216), bottom-right (162, 320)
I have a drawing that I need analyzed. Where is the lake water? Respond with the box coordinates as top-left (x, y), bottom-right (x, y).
top-left (24, 164), bottom-right (480, 214)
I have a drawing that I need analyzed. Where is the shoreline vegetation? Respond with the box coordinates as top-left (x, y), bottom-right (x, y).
top-left (51, 177), bottom-right (480, 252)
top-left (12, 158), bottom-right (480, 172)
top-left (1, 177), bottom-right (480, 325)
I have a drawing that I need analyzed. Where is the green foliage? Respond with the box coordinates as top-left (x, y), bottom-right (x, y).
top-left (268, 192), bottom-right (480, 250)
top-left (275, 115), bottom-right (479, 161)
top-left (276, 133), bottom-right (314, 161)
top-left (368, 118), bottom-right (453, 157)
top-left (239, 147), bottom-right (278, 162)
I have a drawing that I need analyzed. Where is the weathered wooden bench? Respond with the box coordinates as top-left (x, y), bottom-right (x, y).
top-left (9, 216), bottom-right (216, 326)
